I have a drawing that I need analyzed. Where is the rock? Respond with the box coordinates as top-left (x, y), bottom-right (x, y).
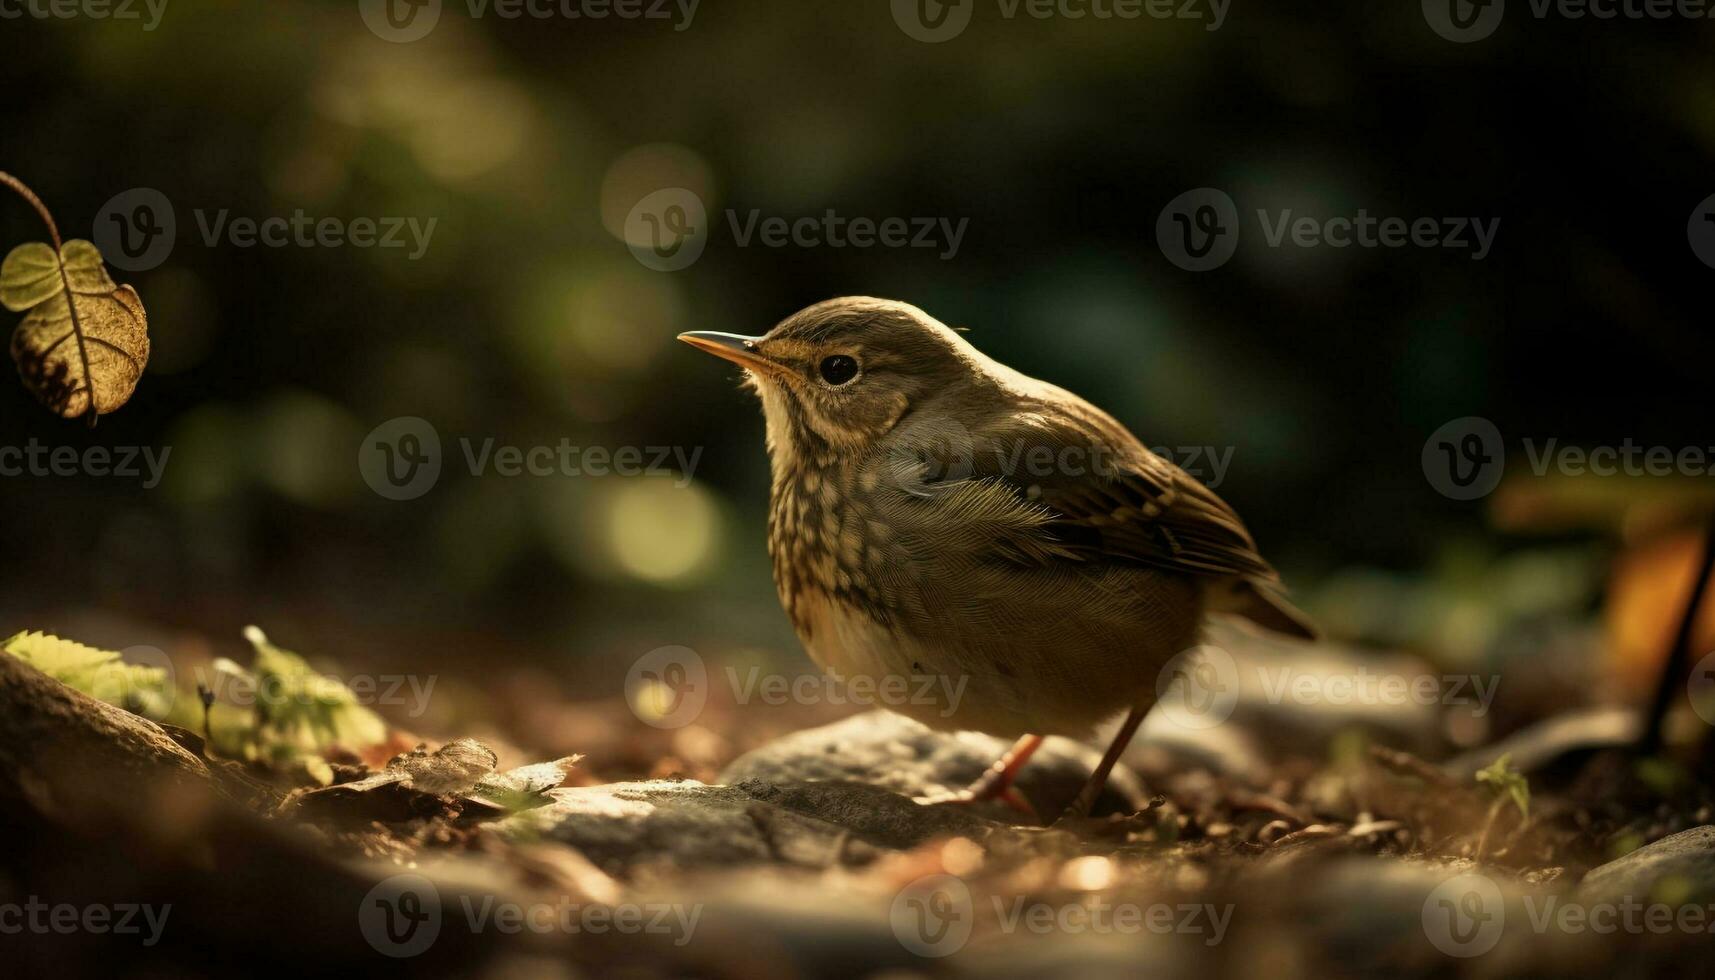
top-left (718, 710), bottom-right (1148, 818)
top-left (491, 777), bottom-right (997, 876)
top-left (0, 652), bottom-right (216, 827)
top-left (1125, 710), bottom-right (1269, 785)
top-left (1210, 629), bottom-right (1443, 758)
top-left (1580, 826), bottom-right (1715, 904)
top-left (1445, 706), bottom-right (1642, 781)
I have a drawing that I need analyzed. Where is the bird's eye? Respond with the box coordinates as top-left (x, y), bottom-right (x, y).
top-left (818, 354), bottom-right (860, 385)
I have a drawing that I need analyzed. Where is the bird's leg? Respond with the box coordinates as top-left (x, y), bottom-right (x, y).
top-left (1055, 705), bottom-right (1148, 824)
top-left (915, 734), bottom-right (1045, 818)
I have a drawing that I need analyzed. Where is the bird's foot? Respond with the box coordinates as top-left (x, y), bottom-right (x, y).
top-left (911, 734), bottom-right (1045, 822)
top-left (1050, 794), bottom-right (1167, 832)
top-left (913, 784), bottom-right (1039, 822)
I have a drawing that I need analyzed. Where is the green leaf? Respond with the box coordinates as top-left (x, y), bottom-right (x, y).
top-left (240, 625), bottom-right (388, 752)
top-left (0, 242), bottom-right (62, 311)
top-left (58, 239), bottom-right (115, 293)
top-left (2, 630), bottom-right (172, 719)
top-left (1475, 753), bottom-right (1530, 818)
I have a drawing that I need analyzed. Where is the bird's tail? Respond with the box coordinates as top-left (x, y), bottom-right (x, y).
top-left (1209, 578), bottom-right (1320, 642)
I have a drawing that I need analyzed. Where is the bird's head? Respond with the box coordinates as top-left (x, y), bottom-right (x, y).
top-left (679, 297), bottom-right (985, 468)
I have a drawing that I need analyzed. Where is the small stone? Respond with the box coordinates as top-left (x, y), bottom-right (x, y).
top-left (1580, 825), bottom-right (1715, 904)
top-left (490, 777), bottom-right (996, 876)
top-left (718, 710), bottom-right (1147, 818)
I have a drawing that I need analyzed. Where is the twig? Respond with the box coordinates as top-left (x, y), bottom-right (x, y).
top-left (1369, 745), bottom-right (1458, 788)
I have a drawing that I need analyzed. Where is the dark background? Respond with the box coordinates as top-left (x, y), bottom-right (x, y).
top-left (1, 0), bottom-right (1710, 747)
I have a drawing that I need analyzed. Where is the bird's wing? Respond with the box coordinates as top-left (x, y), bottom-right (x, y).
top-left (887, 401), bottom-right (1279, 582)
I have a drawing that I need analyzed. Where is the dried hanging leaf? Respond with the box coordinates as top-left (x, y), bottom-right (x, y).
top-left (1, 238), bottom-right (149, 419)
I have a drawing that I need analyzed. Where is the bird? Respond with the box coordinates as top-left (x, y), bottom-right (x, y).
top-left (679, 297), bottom-right (1315, 823)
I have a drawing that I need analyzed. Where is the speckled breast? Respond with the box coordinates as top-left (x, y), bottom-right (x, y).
top-left (766, 461), bottom-right (897, 640)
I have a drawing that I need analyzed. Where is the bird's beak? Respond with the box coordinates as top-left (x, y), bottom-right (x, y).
top-left (677, 331), bottom-right (784, 376)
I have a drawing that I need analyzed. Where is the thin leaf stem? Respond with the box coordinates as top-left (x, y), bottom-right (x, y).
top-left (0, 171), bottom-right (64, 249)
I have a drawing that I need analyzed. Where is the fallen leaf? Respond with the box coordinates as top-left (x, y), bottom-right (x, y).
top-left (464, 756), bottom-right (582, 812)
